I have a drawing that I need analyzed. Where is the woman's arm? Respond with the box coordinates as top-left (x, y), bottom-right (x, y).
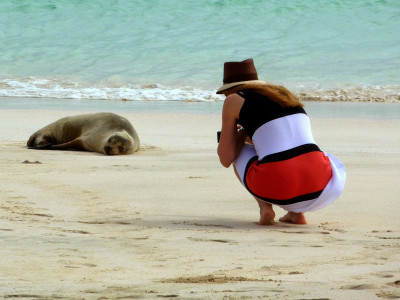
top-left (217, 94), bottom-right (247, 168)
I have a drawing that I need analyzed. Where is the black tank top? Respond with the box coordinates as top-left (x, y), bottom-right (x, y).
top-left (238, 91), bottom-right (306, 138)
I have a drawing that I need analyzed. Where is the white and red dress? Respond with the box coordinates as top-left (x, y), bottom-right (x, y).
top-left (234, 91), bottom-right (346, 213)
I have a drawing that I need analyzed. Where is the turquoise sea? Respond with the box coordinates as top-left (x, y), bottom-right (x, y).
top-left (0, 0), bottom-right (399, 103)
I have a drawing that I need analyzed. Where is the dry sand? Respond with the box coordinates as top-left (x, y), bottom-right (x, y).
top-left (0, 107), bottom-right (399, 299)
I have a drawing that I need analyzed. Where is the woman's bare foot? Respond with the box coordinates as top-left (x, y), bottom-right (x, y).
top-left (279, 212), bottom-right (307, 224)
top-left (256, 200), bottom-right (276, 225)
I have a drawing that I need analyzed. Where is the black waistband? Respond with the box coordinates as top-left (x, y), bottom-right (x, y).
top-left (259, 143), bottom-right (321, 164)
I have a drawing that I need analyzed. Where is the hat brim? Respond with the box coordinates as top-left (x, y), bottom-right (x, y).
top-left (216, 80), bottom-right (267, 94)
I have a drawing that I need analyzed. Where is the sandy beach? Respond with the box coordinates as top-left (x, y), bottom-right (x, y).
top-left (0, 104), bottom-right (399, 299)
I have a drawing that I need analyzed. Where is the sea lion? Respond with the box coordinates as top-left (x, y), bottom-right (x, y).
top-left (27, 112), bottom-right (140, 155)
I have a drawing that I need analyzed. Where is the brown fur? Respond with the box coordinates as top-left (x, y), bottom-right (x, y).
top-left (27, 112), bottom-right (140, 155)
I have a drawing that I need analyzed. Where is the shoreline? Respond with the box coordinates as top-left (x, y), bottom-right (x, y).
top-left (1, 77), bottom-right (399, 103)
top-left (1, 104), bottom-right (399, 299)
top-left (1, 96), bottom-right (400, 119)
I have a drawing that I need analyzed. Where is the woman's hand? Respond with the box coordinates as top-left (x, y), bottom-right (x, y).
top-left (237, 125), bottom-right (253, 145)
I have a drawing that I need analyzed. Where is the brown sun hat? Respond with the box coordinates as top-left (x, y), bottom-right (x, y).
top-left (216, 58), bottom-right (267, 94)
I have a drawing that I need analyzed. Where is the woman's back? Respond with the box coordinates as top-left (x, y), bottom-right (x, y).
top-left (238, 91), bottom-right (315, 160)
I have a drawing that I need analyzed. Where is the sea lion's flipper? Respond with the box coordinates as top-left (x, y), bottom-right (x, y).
top-left (48, 138), bottom-right (85, 151)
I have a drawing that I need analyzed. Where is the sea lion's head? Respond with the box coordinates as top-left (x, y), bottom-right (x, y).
top-left (27, 134), bottom-right (54, 148)
top-left (103, 132), bottom-right (135, 155)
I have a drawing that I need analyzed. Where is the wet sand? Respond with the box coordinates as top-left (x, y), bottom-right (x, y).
top-left (0, 105), bottom-right (399, 299)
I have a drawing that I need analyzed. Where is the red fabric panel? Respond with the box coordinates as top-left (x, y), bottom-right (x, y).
top-left (245, 152), bottom-right (332, 200)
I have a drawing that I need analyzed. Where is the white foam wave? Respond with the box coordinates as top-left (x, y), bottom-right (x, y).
top-left (0, 78), bottom-right (224, 102)
top-left (296, 86), bottom-right (400, 103)
top-left (0, 77), bottom-right (399, 103)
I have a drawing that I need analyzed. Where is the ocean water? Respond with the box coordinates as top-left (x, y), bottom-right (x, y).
top-left (0, 0), bottom-right (399, 103)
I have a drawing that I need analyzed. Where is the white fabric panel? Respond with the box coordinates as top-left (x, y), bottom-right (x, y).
top-left (233, 143), bottom-right (257, 185)
top-left (252, 114), bottom-right (315, 159)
